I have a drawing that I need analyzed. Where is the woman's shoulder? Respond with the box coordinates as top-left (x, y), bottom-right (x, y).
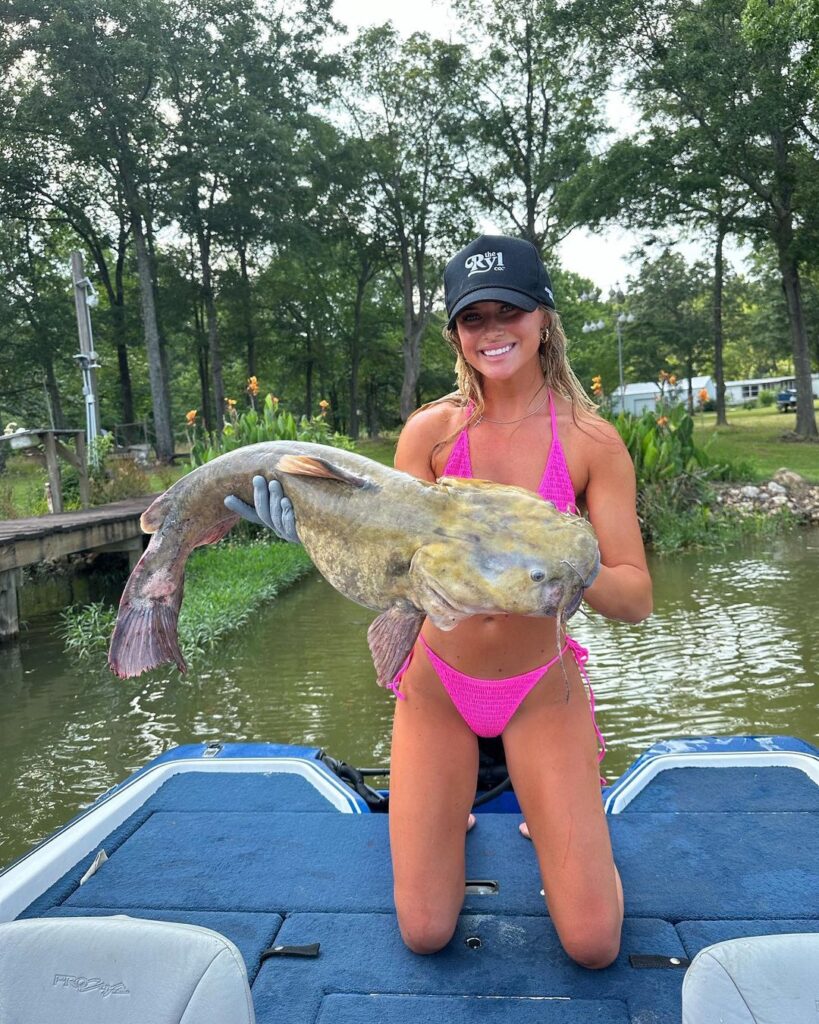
top-left (396, 394), bottom-right (467, 479)
top-left (403, 394), bottom-right (466, 440)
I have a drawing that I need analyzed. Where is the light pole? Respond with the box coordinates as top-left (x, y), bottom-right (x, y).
top-left (615, 312), bottom-right (635, 406)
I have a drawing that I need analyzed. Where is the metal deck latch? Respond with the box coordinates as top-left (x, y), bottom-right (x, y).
top-left (260, 943), bottom-right (321, 962)
top-left (629, 954), bottom-right (691, 969)
top-left (464, 879), bottom-right (499, 895)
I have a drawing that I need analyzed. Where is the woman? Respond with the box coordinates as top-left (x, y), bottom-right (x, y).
top-left (228, 234), bottom-right (652, 969)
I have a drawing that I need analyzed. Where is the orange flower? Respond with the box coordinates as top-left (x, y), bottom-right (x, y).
top-left (185, 409), bottom-right (197, 426)
top-left (226, 398), bottom-right (237, 409)
top-left (656, 416), bottom-right (669, 427)
top-left (658, 370), bottom-right (669, 382)
top-left (668, 374), bottom-right (677, 386)
top-left (318, 399), bottom-right (330, 417)
top-left (247, 376), bottom-right (259, 397)
top-left (699, 388), bottom-right (709, 403)
top-left (269, 395), bottom-right (279, 406)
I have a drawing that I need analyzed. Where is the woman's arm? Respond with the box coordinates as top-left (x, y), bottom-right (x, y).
top-left (580, 421), bottom-right (653, 623)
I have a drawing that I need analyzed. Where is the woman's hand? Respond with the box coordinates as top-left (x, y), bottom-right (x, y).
top-left (224, 476), bottom-right (300, 543)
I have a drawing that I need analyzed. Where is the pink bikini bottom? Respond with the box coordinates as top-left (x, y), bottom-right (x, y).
top-left (389, 635), bottom-right (606, 773)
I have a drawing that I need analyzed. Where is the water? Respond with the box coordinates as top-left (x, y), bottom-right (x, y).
top-left (1, 529), bottom-right (817, 868)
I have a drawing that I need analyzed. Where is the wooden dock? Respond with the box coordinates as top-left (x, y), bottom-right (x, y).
top-left (0, 495), bottom-right (156, 639)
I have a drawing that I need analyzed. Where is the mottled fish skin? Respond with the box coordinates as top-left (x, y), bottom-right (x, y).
top-left (108, 441), bottom-right (599, 684)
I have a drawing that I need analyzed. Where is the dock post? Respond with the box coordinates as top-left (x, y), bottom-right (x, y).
top-left (0, 569), bottom-right (20, 640)
top-left (42, 431), bottom-right (64, 514)
top-left (123, 536), bottom-right (143, 572)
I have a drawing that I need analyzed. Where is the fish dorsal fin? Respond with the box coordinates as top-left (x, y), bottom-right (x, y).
top-left (277, 454), bottom-right (370, 489)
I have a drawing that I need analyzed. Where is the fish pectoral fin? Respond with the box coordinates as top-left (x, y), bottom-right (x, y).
top-left (367, 605), bottom-right (425, 688)
top-left (277, 455), bottom-right (371, 489)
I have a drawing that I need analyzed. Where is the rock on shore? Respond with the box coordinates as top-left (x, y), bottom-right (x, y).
top-left (713, 469), bottom-right (819, 523)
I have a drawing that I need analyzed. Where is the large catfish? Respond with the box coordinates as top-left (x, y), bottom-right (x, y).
top-left (108, 442), bottom-right (599, 683)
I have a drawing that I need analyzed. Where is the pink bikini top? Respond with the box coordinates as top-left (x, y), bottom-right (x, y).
top-left (442, 390), bottom-right (577, 514)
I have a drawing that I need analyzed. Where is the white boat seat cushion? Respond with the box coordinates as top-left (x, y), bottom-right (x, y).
top-left (0, 916), bottom-right (255, 1024)
top-left (682, 933), bottom-right (819, 1024)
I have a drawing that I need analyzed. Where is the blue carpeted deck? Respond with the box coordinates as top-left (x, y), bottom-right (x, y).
top-left (13, 748), bottom-right (819, 1023)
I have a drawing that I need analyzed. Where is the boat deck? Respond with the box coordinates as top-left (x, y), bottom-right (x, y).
top-left (6, 736), bottom-right (819, 1023)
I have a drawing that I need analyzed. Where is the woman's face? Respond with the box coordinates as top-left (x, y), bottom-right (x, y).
top-left (454, 301), bottom-right (546, 380)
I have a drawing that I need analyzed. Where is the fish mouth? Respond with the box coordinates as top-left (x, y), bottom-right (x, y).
top-left (561, 588), bottom-right (584, 619)
top-left (426, 579), bottom-right (470, 618)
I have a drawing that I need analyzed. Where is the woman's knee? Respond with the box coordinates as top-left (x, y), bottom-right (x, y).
top-left (558, 916), bottom-right (622, 970)
top-left (396, 904), bottom-right (458, 955)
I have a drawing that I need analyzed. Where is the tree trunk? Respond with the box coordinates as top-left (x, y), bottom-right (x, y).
top-left (238, 243), bottom-right (256, 379)
top-left (348, 269), bottom-right (368, 440)
top-left (399, 250), bottom-right (425, 422)
top-left (305, 327), bottom-right (314, 418)
top-left (197, 342), bottom-right (211, 433)
top-left (713, 226), bottom-right (728, 426)
top-left (131, 212), bottom-right (174, 461)
top-left (196, 223), bottom-right (224, 432)
top-left (777, 248), bottom-right (818, 438)
top-left (366, 377), bottom-right (379, 438)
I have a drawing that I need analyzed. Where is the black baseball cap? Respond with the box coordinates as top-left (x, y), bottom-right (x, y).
top-left (444, 234), bottom-right (555, 325)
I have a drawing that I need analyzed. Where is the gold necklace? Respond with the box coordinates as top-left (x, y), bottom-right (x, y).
top-left (476, 386), bottom-right (550, 426)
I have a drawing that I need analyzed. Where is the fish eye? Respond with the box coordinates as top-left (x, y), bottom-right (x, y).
top-left (530, 569), bottom-right (546, 583)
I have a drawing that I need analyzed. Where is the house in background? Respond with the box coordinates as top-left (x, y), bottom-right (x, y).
top-left (609, 373), bottom-right (818, 414)
top-left (610, 376), bottom-right (713, 415)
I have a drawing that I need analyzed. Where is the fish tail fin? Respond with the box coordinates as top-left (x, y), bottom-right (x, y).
top-left (108, 595), bottom-right (187, 679)
top-left (108, 540), bottom-right (187, 679)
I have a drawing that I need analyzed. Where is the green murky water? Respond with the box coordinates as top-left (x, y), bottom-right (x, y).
top-left (1, 529), bottom-right (817, 868)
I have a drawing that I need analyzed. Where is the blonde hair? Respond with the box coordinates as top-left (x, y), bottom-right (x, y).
top-left (422, 307), bottom-right (598, 453)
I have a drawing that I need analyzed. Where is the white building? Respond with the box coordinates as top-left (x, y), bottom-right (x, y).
top-left (609, 376), bottom-right (713, 415)
top-left (609, 373), bottom-right (819, 414)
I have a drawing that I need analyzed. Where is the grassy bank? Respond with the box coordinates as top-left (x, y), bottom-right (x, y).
top-left (61, 539), bottom-right (314, 664)
top-left (694, 401), bottom-right (819, 483)
top-left (0, 450), bottom-right (185, 519)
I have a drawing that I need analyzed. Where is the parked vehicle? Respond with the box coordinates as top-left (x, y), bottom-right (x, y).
top-left (777, 388), bottom-right (798, 412)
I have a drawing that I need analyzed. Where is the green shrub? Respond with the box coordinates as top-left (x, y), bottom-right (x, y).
top-left (758, 389), bottom-right (776, 407)
top-left (188, 394), bottom-right (355, 467)
top-left (606, 405), bottom-right (781, 549)
top-left (606, 403), bottom-right (732, 487)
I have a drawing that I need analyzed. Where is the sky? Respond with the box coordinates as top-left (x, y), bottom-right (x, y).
top-left (330, 0), bottom-right (750, 295)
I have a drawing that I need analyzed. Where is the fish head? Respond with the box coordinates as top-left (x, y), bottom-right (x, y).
top-left (413, 480), bottom-right (601, 622)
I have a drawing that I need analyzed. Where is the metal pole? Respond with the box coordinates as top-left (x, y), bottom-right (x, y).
top-left (70, 251), bottom-right (101, 467)
top-left (616, 319), bottom-right (625, 409)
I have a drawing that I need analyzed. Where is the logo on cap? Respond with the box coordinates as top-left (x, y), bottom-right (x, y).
top-left (465, 251), bottom-right (505, 276)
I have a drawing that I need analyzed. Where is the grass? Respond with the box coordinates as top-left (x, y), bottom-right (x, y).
top-left (355, 435), bottom-right (398, 467)
top-left (60, 539), bottom-right (314, 664)
top-left (693, 400), bottom-right (819, 483)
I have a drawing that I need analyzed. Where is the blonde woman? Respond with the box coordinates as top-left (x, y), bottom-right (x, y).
top-left (229, 234), bottom-right (652, 969)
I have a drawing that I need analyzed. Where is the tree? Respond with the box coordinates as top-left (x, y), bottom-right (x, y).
top-left (627, 250), bottom-right (712, 406)
top-left (160, 0), bottom-right (336, 431)
top-left (337, 27), bottom-right (471, 421)
top-left (2, 0), bottom-right (177, 458)
top-left (451, 0), bottom-right (610, 254)
top-left (587, 0), bottom-right (819, 437)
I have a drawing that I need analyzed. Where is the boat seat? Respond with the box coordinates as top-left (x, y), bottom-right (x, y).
top-left (682, 933), bottom-right (819, 1024)
top-left (0, 916), bottom-right (255, 1023)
